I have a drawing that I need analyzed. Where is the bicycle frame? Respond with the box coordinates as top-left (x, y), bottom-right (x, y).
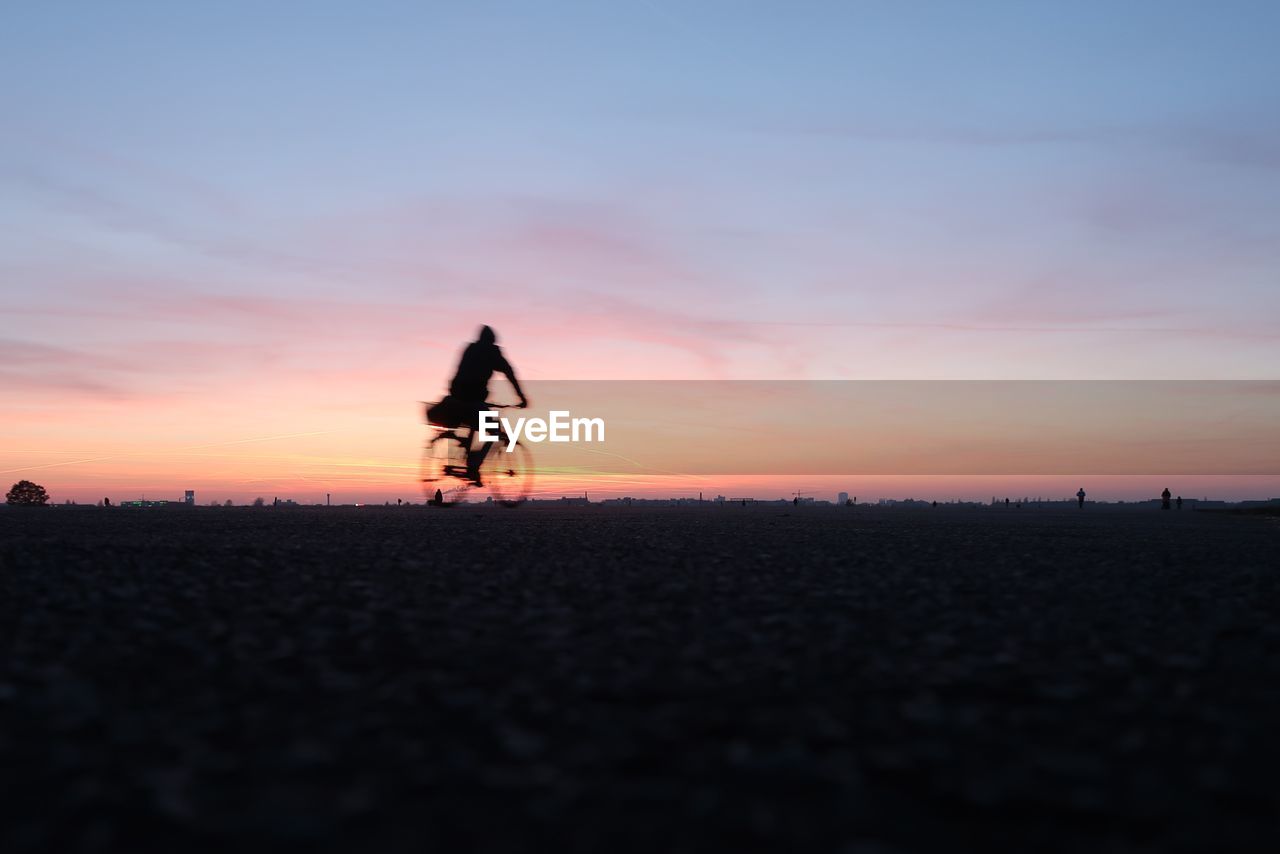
top-left (426, 402), bottom-right (521, 483)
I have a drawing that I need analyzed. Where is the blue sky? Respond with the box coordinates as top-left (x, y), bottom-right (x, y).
top-left (4, 1), bottom-right (1279, 379)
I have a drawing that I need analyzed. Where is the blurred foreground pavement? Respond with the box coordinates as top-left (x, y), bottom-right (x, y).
top-left (2, 505), bottom-right (1278, 852)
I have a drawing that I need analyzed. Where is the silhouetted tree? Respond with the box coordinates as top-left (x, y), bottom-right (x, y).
top-left (6, 480), bottom-right (49, 506)
top-left (252, 496), bottom-right (266, 507)
top-left (224, 499), bottom-right (234, 507)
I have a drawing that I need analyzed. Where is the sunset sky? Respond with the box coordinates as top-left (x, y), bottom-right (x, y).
top-left (3, 2), bottom-right (1280, 503)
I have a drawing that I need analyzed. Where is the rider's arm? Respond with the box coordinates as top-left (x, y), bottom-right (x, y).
top-left (503, 368), bottom-right (529, 407)
top-left (495, 349), bottom-right (529, 407)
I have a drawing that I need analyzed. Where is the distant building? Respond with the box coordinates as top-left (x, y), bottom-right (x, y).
top-left (838, 492), bottom-right (849, 505)
top-left (184, 490), bottom-right (195, 505)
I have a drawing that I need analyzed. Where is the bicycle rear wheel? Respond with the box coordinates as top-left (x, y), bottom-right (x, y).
top-left (421, 432), bottom-right (471, 506)
top-left (483, 442), bottom-right (534, 507)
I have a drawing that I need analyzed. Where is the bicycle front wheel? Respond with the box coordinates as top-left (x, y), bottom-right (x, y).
top-left (483, 442), bottom-right (534, 507)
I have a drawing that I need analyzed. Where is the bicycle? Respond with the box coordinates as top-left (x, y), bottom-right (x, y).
top-left (420, 402), bottom-right (534, 507)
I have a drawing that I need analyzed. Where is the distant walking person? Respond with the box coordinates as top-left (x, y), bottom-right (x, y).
top-left (1077, 488), bottom-right (1086, 509)
top-left (427, 325), bottom-right (529, 485)
top-left (1176, 495), bottom-right (1183, 510)
top-left (1161, 487), bottom-right (1172, 510)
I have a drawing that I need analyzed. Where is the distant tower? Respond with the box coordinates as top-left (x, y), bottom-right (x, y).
top-left (185, 490), bottom-right (195, 506)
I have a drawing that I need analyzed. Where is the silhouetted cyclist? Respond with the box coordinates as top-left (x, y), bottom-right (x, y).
top-left (427, 325), bottom-right (528, 485)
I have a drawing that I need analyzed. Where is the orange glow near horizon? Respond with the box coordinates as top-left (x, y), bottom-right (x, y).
top-left (7, 426), bottom-right (1280, 507)
top-left (7, 373), bottom-right (1280, 505)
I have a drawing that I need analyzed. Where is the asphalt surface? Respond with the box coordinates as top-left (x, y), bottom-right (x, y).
top-left (2, 504), bottom-right (1278, 852)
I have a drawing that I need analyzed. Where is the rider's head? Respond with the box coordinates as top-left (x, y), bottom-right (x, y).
top-left (478, 325), bottom-right (497, 345)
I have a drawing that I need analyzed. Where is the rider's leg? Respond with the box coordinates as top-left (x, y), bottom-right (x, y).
top-left (460, 425), bottom-right (478, 477)
top-left (462, 402), bottom-right (497, 485)
top-left (462, 415), bottom-right (490, 484)
top-left (469, 435), bottom-right (494, 478)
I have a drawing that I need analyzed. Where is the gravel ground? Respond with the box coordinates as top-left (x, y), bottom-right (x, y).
top-left (2, 504), bottom-right (1278, 853)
